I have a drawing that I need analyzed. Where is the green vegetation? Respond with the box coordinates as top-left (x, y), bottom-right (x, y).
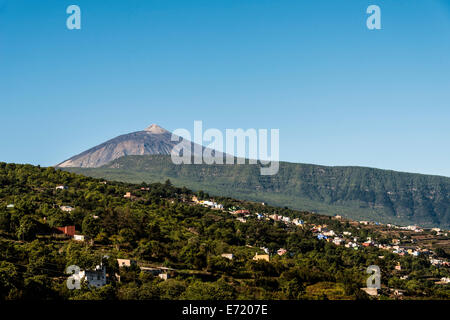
top-left (66, 155), bottom-right (450, 228)
top-left (0, 162), bottom-right (449, 300)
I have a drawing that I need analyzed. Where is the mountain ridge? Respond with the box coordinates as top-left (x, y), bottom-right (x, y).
top-left (64, 154), bottom-right (450, 229)
top-left (57, 125), bottom-right (450, 228)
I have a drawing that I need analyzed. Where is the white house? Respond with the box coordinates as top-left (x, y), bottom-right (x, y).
top-left (60, 206), bottom-right (75, 212)
top-left (56, 185), bottom-right (68, 190)
top-left (440, 277), bottom-right (450, 283)
top-left (73, 234), bottom-right (85, 241)
top-left (158, 273), bottom-right (170, 280)
top-left (323, 230), bottom-right (336, 237)
top-left (75, 265), bottom-right (107, 288)
top-left (221, 253), bottom-right (234, 260)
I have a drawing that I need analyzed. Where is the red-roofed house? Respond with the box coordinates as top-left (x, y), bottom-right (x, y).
top-left (56, 226), bottom-right (76, 237)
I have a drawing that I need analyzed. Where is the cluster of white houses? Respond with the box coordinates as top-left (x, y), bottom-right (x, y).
top-left (190, 197), bottom-right (450, 270)
top-left (191, 196), bottom-right (224, 209)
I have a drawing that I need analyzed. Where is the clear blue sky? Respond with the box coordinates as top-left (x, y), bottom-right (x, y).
top-left (0, 0), bottom-right (449, 176)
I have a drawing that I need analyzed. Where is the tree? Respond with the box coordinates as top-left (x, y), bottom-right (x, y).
top-left (0, 261), bottom-right (20, 299)
top-left (16, 216), bottom-right (41, 241)
top-left (82, 215), bottom-right (100, 239)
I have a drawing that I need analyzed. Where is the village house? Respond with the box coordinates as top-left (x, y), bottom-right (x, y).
top-left (439, 277), bottom-right (450, 284)
top-left (75, 264), bottom-right (107, 288)
top-left (55, 185), bottom-right (68, 190)
top-left (6, 204), bottom-right (14, 209)
top-left (200, 200), bottom-right (215, 207)
top-left (234, 209), bottom-right (250, 215)
top-left (277, 248), bottom-right (287, 256)
top-left (124, 192), bottom-right (132, 199)
top-left (293, 218), bottom-right (304, 226)
top-left (429, 258), bottom-right (443, 266)
top-left (362, 241), bottom-right (373, 247)
top-left (269, 214), bottom-right (280, 221)
top-left (117, 259), bottom-right (136, 267)
top-left (253, 254), bottom-right (270, 262)
top-left (361, 287), bottom-right (378, 296)
top-left (158, 273), bottom-right (170, 281)
top-left (236, 217), bottom-right (247, 223)
top-left (323, 230), bottom-right (336, 237)
top-left (73, 234), bottom-right (85, 241)
top-left (56, 225), bottom-right (76, 237)
top-left (317, 234), bottom-right (327, 240)
top-left (345, 242), bottom-right (359, 249)
top-left (60, 205), bottom-right (75, 212)
top-left (333, 237), bottom-right (344, 246)
top-left (200, 200), bottom-right (225, 210)
top-left (221, 253), bottom-right (234, 260)
top-left (395, 263), bottom-right (402, 271)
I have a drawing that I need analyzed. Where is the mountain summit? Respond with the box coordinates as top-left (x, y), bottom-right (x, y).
top-left (145, 124), bottom-right (168, 134)
top-left (57, 124), bottom-right (183, 168)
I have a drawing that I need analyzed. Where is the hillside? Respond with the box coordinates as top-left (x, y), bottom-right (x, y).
top-left (64, 155), bottom-right (450, 229)
top-left (1, 162), bottom-right (450, 300)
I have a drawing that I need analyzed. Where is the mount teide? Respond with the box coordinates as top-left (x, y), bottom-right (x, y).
top-left (57, 124), bottom-right (189, 168)
top-left (59, 125), bottom-right (450, 228)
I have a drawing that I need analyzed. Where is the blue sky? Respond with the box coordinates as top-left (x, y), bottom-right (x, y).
top-left (0, 0), bottom-right (449, 176)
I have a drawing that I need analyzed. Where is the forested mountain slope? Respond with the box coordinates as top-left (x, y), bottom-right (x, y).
top-left (66, 155), bottom-right (450, 228)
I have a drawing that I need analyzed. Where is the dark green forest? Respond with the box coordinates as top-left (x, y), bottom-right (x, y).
top-left (66, 155), bottom-right (450, 228)
top-left (0, 162), bottom-right (449, 300)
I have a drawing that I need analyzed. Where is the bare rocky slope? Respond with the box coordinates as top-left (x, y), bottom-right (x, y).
top-left (57, 124), bottom-right (206, 168)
